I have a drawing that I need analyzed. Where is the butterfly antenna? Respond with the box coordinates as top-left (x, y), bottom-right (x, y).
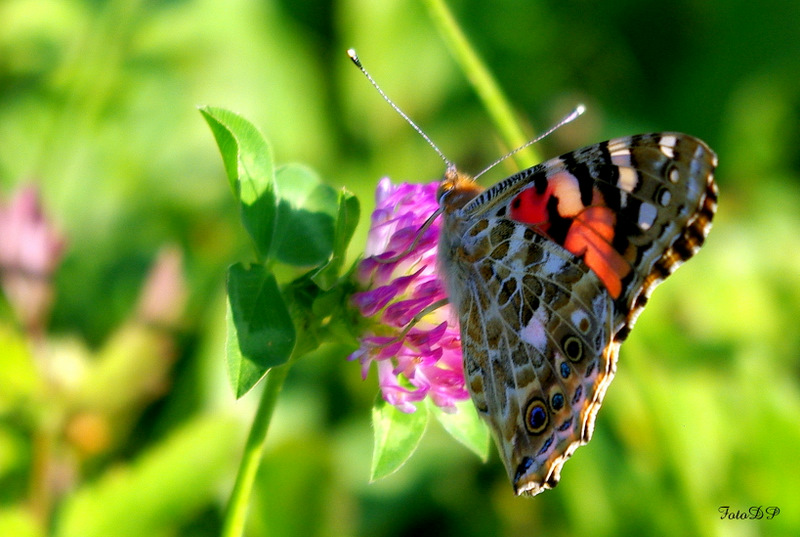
top-left (347, 49), bottom-right (455, 172)
top-left (473, 104), bottom-right (586, 180)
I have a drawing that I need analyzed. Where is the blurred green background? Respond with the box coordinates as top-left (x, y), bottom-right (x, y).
top-left (1, 0), bottom-right (799, 536)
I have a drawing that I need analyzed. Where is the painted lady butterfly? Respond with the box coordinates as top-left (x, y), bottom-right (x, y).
top-left (437, 134), bottom-right (717, 495)
top-left (348, 49), bottom-right (718, 496)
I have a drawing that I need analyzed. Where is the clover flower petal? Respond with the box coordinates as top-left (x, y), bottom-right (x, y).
top-left (349, 179), bottom-right (467, 413)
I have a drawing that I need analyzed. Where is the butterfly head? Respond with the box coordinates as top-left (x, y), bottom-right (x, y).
top-left (436, 166), bottom-right (484, 213)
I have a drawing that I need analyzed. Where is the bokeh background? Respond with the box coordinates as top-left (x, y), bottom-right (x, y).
top-left (2, 0), bottom-right (799, 536)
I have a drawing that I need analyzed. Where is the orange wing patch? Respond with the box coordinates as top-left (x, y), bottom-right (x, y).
top-left (509, 175), bottom-right (631, 299)
top-left (563, 206), bottom-right (630, 298)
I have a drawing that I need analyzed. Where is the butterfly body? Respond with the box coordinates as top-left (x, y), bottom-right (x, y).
top-left (437, 133), bottom-right (717, 495)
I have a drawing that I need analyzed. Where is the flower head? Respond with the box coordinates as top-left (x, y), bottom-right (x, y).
top-left (0, 185), bottom-right (66, 330)
top-left (349, 179), bottom-right (467, 413)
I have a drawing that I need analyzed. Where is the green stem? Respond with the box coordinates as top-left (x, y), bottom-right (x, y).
top-left (221, 363), bottom-right (291, 537)
top-left (422, 0), bottom-right (541, 168)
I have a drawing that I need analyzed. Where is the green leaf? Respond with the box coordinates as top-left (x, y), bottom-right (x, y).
top-left (272, 164), bottom-right (338, 266)
top-left (429, 399), bottom-right (490, 461)
top-left (199, 106), bottom-right (276, 261)
top-left (370, 397), bottom-right (428, 481)
top-left (201, 108), bottom-right (344, 268)
top-left (312, 188), bottom-right (360, 290)
top-left (226, 263), bottom-right (296, 397)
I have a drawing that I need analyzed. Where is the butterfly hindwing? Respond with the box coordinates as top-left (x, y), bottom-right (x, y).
top-left (438, 133), bottom-right (717, 495)
top-left (453, 217), bottom-right (616, 495)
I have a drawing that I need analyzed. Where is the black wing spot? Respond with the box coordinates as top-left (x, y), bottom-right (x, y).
top-left (561, 335), bottom-right (584, 362)
top-left (525, 398), bottom-right (549, 435)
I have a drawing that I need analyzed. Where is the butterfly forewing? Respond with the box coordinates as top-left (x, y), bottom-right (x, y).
top-left (438, 133), bottom-right (717, 495)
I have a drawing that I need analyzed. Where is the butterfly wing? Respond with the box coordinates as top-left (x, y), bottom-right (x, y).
top-left (439, 133), bottom-right (717, 495)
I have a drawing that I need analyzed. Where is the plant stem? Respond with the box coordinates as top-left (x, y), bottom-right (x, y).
top-left (221, 363), bottom-right (291, 537)
top-left (422, 0), bottom-right (541, 168)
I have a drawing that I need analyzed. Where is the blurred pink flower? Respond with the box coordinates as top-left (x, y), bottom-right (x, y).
top-left (136, 246), bottom-right (187, 328)
top-left (349, 179), bottom-right (467, 413)
top-left (0, 185), bottom-right (66, 330)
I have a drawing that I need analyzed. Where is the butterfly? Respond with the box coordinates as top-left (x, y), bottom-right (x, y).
top-left (346, 48), bottom-right (717, 496)
top-left (436, 133), bottom-right (717, 495)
